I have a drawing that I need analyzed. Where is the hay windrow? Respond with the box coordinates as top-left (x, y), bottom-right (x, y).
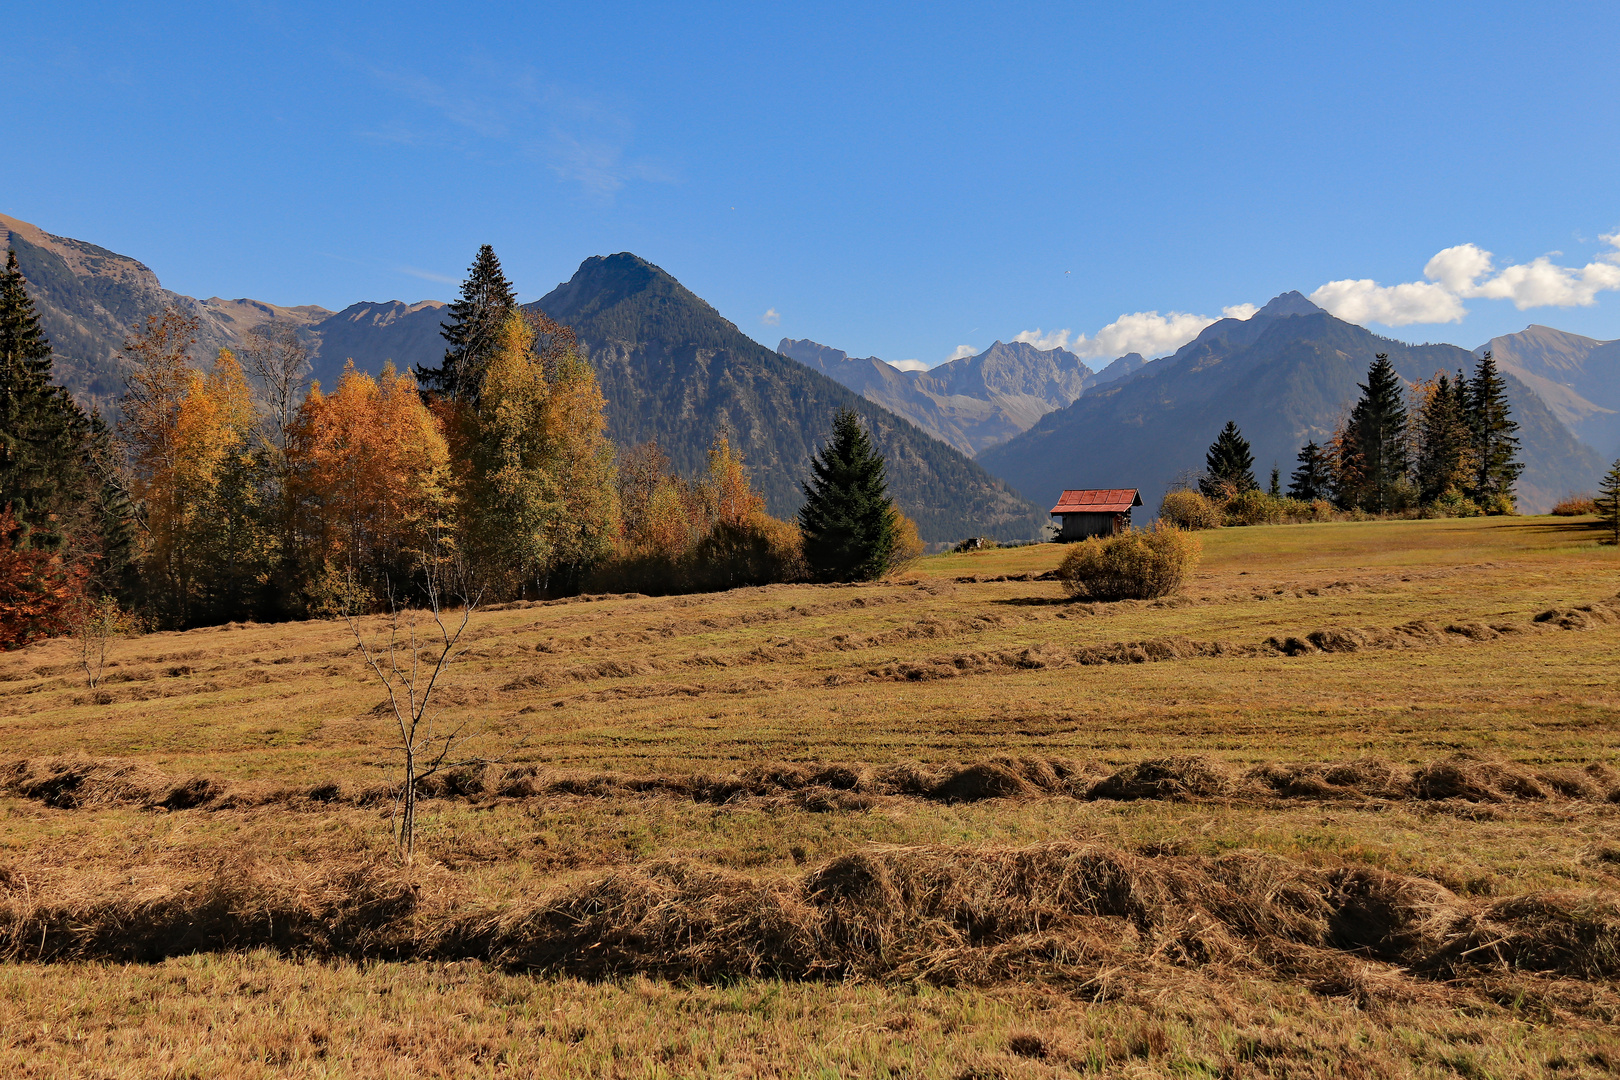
top-left (7, 752), bottom-right (1619, 814)
top-left (2, 842), bottom-right (1616, 991)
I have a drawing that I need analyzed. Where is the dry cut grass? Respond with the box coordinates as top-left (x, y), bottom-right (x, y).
top-left (1, 514), bottom-right (1619, 1075)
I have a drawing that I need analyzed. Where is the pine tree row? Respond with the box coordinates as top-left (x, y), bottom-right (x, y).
top-left (1287, 351), bottom-right (1523, 515)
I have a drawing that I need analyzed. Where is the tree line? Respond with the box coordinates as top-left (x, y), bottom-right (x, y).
top-left (1194, 351), bottom-right (1526, 519)
top-left (0, 245), bottom-right (919, 644)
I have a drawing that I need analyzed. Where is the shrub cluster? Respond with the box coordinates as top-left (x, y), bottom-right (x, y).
top-left (1551, 493), bottom-right (1597, 516)
top-left (1159, 489), bottom-right (1334, 530)
top-left (1055, 524), bottom-right (1201, 601)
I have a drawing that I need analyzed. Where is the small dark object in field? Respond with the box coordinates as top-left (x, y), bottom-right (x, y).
top-left (1006, 1033), bottom-right (1049, 1059)
top-left (160, 776), bottom-right (220, 810)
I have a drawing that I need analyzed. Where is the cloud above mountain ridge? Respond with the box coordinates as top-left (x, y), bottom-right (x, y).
top-left (1310, 234), bottom-right (1620, 326)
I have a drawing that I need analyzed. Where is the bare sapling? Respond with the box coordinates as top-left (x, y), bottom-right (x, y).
top-left (72, 595), bottom-right (139, 688)
top-left (342, 535), bottom-right (487, 860)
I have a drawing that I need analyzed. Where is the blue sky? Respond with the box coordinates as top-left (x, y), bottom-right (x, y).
top-left (5, 1), bottom-right (1619, 366)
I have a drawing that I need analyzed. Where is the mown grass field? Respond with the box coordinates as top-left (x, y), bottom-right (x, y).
top-left (2, 514), bottom-right (1619, 1078)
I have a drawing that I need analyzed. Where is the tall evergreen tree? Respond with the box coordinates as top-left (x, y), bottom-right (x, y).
top-left (1287, 441), bottom-right (1332, 501)
top-left (0, 248), bottom-right (96, 554)
top-left (1597, 458), bottom-right (1620, 546)
top-left (798, 408), bottom-right (898, 582)
top-left (1467, 350), bottom-right (1522, 506)
top-left (419, 245), bottom-right (518, 403)
top-left (1199, 421), bottom-right (1257, 496)
top-left (1346, 353), bottom-right (1409, 512)
top-left (1413, 372), bottom-right (1472, 503)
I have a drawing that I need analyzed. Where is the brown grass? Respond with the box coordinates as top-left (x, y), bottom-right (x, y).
top-left (2, 514), bottom-right (1619, 1074)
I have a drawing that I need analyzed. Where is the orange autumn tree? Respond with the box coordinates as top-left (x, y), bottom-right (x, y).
top-left (119, 331), bottom-right (262, 625)
top-left (291, 361), bottom-right (452, 608)
top-left (0, 505), bottom-right (87, 648)
top-left (600, 430), bottom-right (805, 594)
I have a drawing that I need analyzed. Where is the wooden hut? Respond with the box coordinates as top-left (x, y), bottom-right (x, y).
top-left (1049, 488), bottom-right (1142, 540)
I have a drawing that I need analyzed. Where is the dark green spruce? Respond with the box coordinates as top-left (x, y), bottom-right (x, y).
top-left (1347, 353), bottom-right (1409, 513)
top-left (0, 248), bottom-right (95, 554)
top-left (1468, 351), bottom-right (1522, 505)
top-left (419, 245), bottom-right (518, 402)
top-left (1414, 371), bottom-right (1472, 503)
top-left (798, 408), bottom-right (898, 582)
top-left (1598, 458), bottom-right (1620, 546)
top-left (1200, 421), bottom-right (1257, 495)
top-left (1287, 441), bottom-right (1332, 501)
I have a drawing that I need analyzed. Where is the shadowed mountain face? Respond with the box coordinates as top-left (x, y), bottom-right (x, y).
top-left (778, 337), bottom-right (1099, 456)
top-left (533, 255), bottom-right (1046, 541)
top-left (305, 301), bottom-right (448, 389)
top-left (1479, 325), bottom-right (1620, 458)
top-left (977, 295), bottom-right (1603, 514)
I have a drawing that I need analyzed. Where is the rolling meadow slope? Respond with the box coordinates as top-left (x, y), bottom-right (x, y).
top-left (2, 515), bottom-right (1618, 1075)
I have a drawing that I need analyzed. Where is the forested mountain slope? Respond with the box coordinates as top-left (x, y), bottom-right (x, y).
top-left (533, 254), bottom-right (1046, 540)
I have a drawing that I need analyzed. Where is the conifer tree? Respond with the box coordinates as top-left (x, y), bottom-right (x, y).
top-left (1268, 464), bottom-right (1280, 497)
top-left (1287, 441), bottom-right (1332, 501)
top-left (420, 245), bottom-right (518, 403)
top-left (1413, 372), bottom-right (1472, 503)
top-left (1199, 421), bottom-right (1256, 496)
top-left (1347, 353), bottom-right (1409, 513)
top-left (1598, 458), bottom-right (1620, 546)
top-left (0, 248), bottom-right (94, 554)
top-left (1467, 350), bottom-right (1522, 507)
top-left (798, 408), bottom-right (898, 582)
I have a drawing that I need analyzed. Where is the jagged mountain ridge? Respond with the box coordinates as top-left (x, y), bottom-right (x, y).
top-left (779, 336), bottom-right (1113, 456)
top-left (0, 212), bottom-right (445, 407)
top-left (1478, 325), bottom-right (1620, 458)
top-left (531, 254), bottom-right (1047, 541)
top-left (977, 294), bottom-right (1603, 514)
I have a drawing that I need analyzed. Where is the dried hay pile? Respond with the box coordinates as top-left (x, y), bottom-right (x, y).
top-left (4, 842), bottom-right (1617, 994)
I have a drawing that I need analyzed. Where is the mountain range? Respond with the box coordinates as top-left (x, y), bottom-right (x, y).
top-left (977, 293), bottom-right (1604, 513)
top-left (6, 209), bottom-right (1615, 527)
top-left (0, 213), bottom-right (446, 409)
top-left (777, 337), bottom-right (1143, 456)
top-left (1, 214), bottom-right (1043, 542)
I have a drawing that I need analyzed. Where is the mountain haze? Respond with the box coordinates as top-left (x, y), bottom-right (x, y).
top-left (978, 294), bottom-right (1603, 514)
top-left (778, 336), bottom-right (1098, 455)
top-left (534, 255), bottom-right (1046, 541)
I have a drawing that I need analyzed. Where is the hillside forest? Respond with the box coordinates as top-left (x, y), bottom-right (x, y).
top-left (0, 247), bottom-right (922, 643)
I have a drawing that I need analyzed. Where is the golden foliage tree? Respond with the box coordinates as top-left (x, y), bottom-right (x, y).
top-left (466, 311), bottom-right (617, 597)
top-left (291, 361), bottom-right (452, 604)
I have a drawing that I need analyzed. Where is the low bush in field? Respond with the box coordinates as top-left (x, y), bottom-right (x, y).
top-left (1056, 524), bottom-right (1201, 601)
top-left (1552, 493), bottom-right (1596, 516)
top-left (1159, 490), bottom-right (1222, 530)
top-left (1223, 489), bottom-right (1280, 526)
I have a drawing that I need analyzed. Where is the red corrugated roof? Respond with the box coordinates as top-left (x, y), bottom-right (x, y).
top-left (1049, 488), bottom-right (1142, 514)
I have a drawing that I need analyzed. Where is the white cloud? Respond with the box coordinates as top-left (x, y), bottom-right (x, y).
top-left (1012, 327), bottom-right (1073, 351)
top-left (761, 308), bottom-right (780, 326)
top-left (1307, 278), bottom-right (1466, 326)
top-left (886, 358), bottom-right (929, 372)
top-left (1313, 234), bottom-right (1620, 327)
top-left (1069, 310), bottom-right (1221, 359)
top-left (946, 345), bottom-right (977, 362)
top-left (1221, 303), bottom-right (1260, 321)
